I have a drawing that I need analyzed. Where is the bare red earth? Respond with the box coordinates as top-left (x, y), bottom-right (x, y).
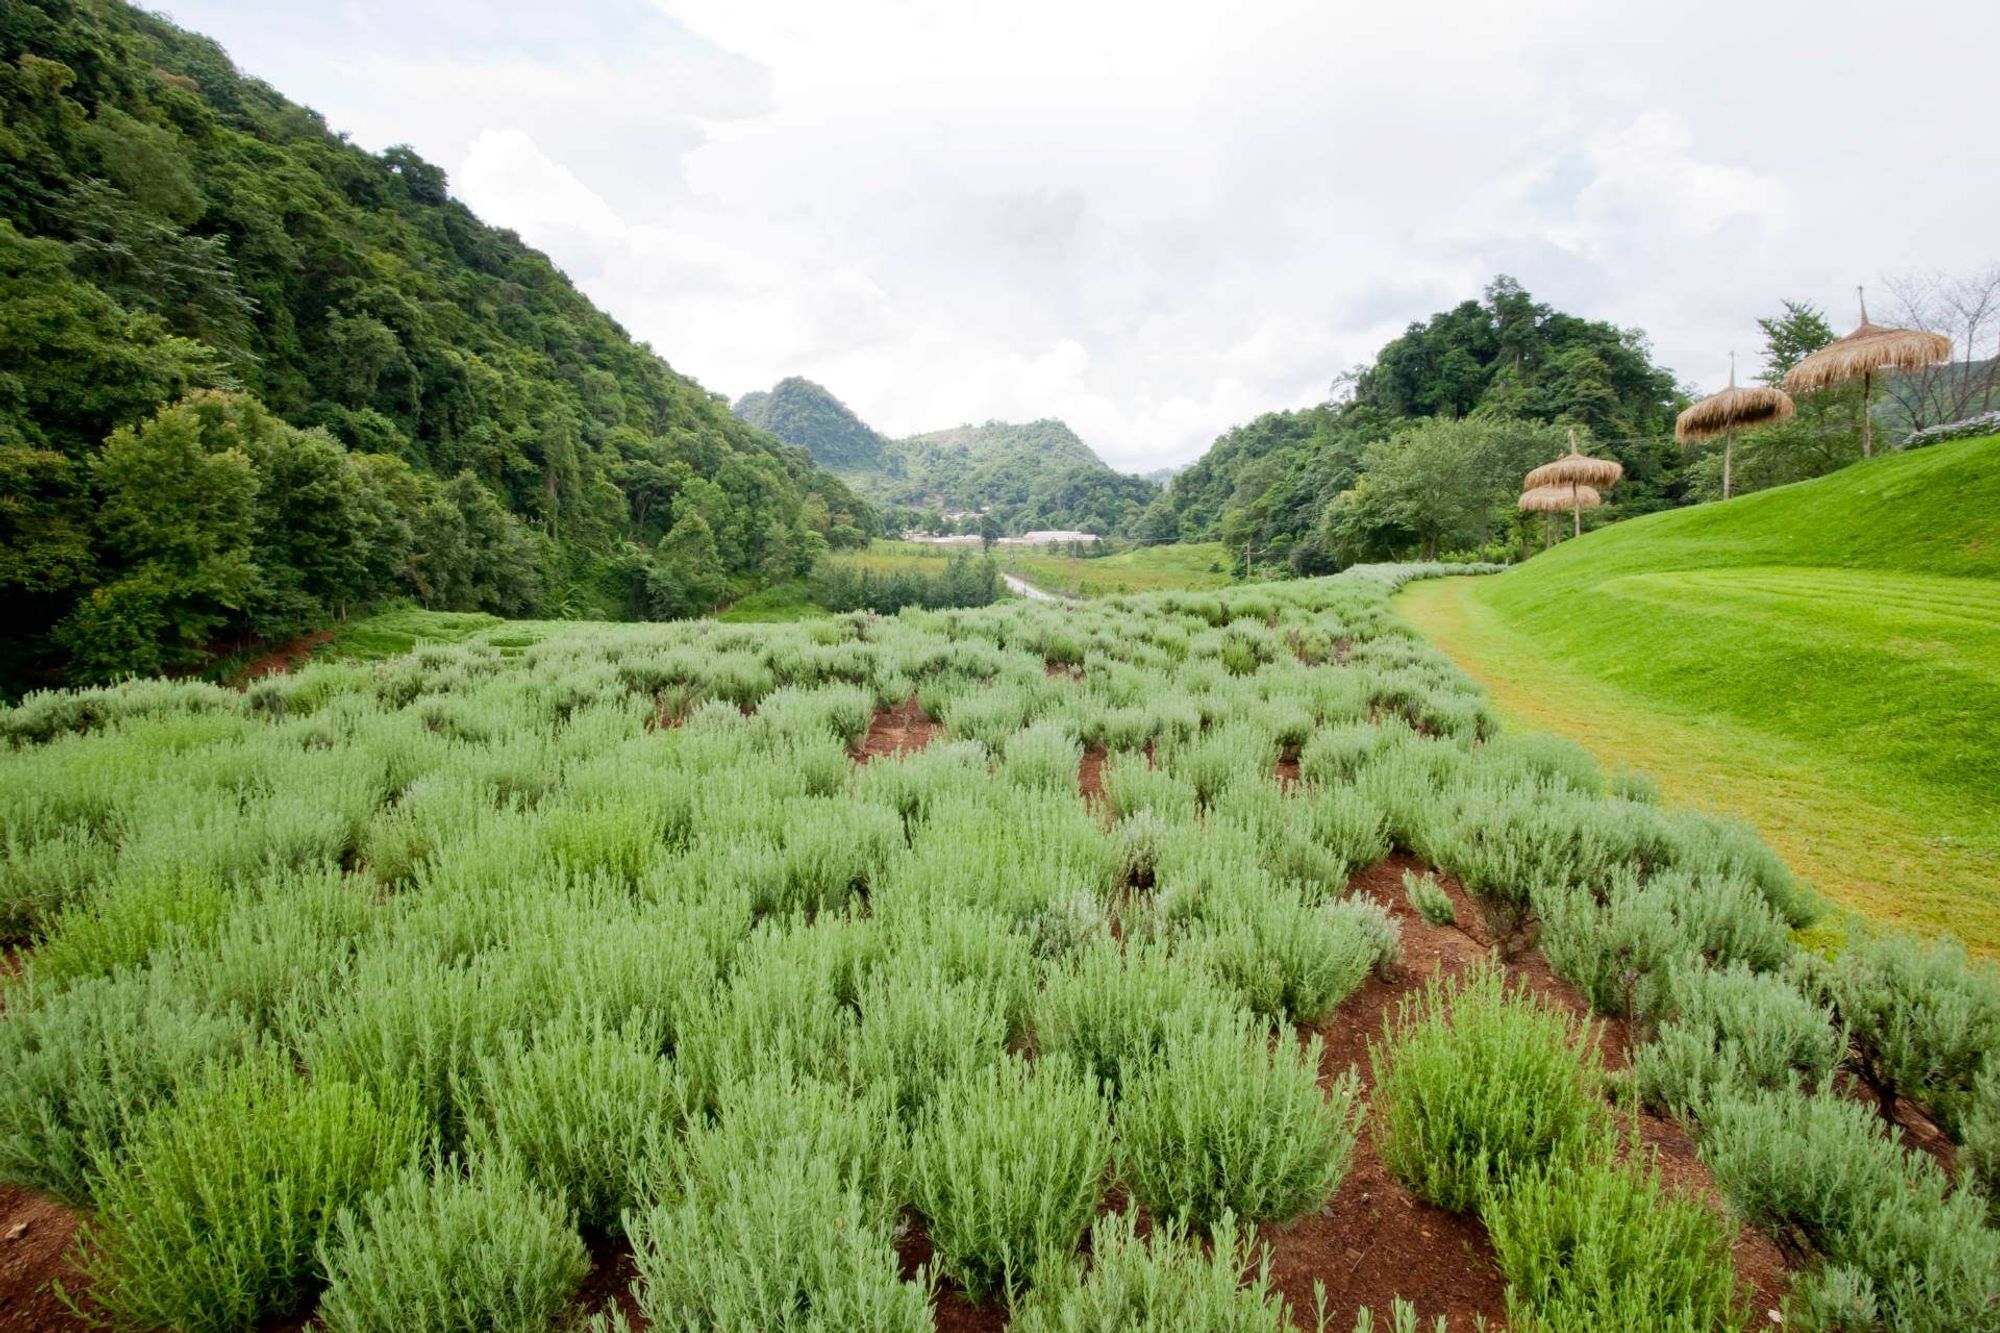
top-left (232, 630), bottom-right (333, 685)
top-left (0, 1187), bottom-right (88, 1333)
top-left (1078, 745), bottom-right (1108, 806)
top-left (856, 697), bottom-right (939, 762)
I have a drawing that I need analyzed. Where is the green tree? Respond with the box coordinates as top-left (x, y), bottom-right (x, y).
top-left (1334, 418), bottom-right (1559, 561)
top-left (54, 396), bottom-right (258, 679)
top-left (647, 512), bottom-right (726, 620)
top-left (1756, 301), bottom-right (1837, 386)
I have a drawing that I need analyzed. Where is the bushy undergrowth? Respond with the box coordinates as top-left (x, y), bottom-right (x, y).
top-left (1485, 1152), bottom-right (1744, 1332)
top-left (75, 1054), bottom-right (425, 1332)
top-left (316, 1155), bottom-right (589, 1333)
top-left (0, 564), bottom-right (1991, 1330)
top-left (1370, 968), bottom-right (1603, 1213)
top-left (1116, 1008), bottom-right (1361, 1232)
top-left (909, 1055), bottom-right (1110, 1303)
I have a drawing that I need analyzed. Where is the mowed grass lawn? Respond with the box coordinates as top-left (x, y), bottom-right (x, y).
top-left (999, 542), bottom-right (1236, 595)
top-left (1398, 435), bottom-right (2000, 952)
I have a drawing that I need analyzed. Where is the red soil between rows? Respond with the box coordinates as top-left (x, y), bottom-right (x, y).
top-left (231, 630), bottom-right (334, 685)
top-left (856, 697), bottom-right (940, 761)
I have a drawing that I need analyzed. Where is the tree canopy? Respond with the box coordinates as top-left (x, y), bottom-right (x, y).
top-left (1139, 276), bottom-right (1689, 571)
top-left (0, 0), bottom-right (872, 689)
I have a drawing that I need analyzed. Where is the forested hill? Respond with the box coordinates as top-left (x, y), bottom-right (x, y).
top-left (0, 0), bottom-right (872, 690)
top-left (1137, 277), bottom-right (1688, 571)
top-left (732, 382), bottom-right (1159, 536)
top-left (734, 377), bottom-right (897, 476)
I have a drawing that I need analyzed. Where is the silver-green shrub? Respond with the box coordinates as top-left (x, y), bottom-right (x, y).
top-left (1115, 1008), bottom-right (1360, 1232)
top-left (315, 1154), bottom-right (588, 1333)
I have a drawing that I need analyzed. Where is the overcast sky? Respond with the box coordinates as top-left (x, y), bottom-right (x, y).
top-left (159, 0), bottom-right (2000, 471)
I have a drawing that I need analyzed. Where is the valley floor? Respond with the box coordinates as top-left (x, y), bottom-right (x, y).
top-left (1396, 573), bottom-right (2000, 954)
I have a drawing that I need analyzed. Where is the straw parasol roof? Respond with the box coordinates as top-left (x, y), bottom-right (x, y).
top-left (1676, 353), bottom-right (1795, 500)
top-left (1676, 358), bottom-right (1794, 442)
top-left (1517, 483), bottom-right (1601, 512)
top-left (1524, 429), bottom-right (1624, 490)
top-left (1784, 295), bottom-right (1950, 395)
top-left (1783, 289), bottom-right (1950, 458)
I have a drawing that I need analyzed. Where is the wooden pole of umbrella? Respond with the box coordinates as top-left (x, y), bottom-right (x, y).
top-left (1675, 352), bottom-right (1795, 500)
top-left (1784, 288), bottom-right (1951, 459)
top-left (1521, 429), bottom-right (1622, 542)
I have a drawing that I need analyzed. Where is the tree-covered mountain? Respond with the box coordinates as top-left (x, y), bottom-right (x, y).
top-left (891, 420), bottom-right (1157, 534)
top-left (0, 0), bottom-right (871, 689)
top-left (732, 382), bottom-right (1157, 536)
top-left (1139, 277), bottom-right (1688, 571)
top-left (733, 376), bottom-right (897, 476)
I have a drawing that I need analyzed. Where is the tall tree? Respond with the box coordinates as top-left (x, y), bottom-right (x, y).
top-left (1756, 301), bottom-right (1837, 386)
top-left (54, 396), bottom-right (258, 680)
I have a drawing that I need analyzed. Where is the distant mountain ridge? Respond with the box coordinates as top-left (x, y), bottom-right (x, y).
top-left (732, 379), bottom-right (1158, 535)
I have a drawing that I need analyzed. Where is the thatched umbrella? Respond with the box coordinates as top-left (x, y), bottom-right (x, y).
top-left (1784, 289), bottom-right (1950, 458)
top-left (1522, 430), bottom-right (1620, 538)
top-left (1676, 353), bottom-right (1795, 499)
top-left (1517, 482), bottom-right (1602, 548)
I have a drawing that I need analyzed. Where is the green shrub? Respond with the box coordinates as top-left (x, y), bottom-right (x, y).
top-left (0, 826), bottom-right (115, 942)
top-left (1966, 1067), bottom-right (2000, 1222)
top-left (1633, 964), bottom-right (1842, 1121)
top-left (26, 865), bottom-right (231, 988)
top-left (1534, 879), bottom-right (1686, 1022)
top-left (298, 946), bottom-right (535, 1145)
top-left (75, 1054), bottom-right (425, 1332)
top-left (464, 1017), bottom-right (683, 1234)
top-left (1004, 720), bottom-right (1084, 793)
top-left (1011, 1210), bottom-right (1295, 1333)
top-left (625, 1150), bottom-right (932, 1332)
top-left (1819, 929), bottom-right (2000, 1131)
top-left (1370, 968), bottom-right (1603, 1213)
top-left (1116, 1009), bottom-right (1360, 1232)
top-left (1306, 785), bottom-right (1392, 875)
top-left (0, 970), bottom-right (245, 1205)
top-left (1298, 721), bottom-right (1391, 786)
top-left (316, 1155), bottom-right (588, 1333)
top-left (1193, 883), bottom-right (1388, 1023)
top-left (680, 1063), bottom-right (905, 1227)
top-left (1033, 938), bottom-right (1234, 1094)
top-left (1402, 870), bottom-right (1455, 926)
top-left (1485, 1152), bottom-right (1744, 1332)
top-left (1702, 1089), bottom-right (2000, 1333)
top-left (909, 1055), bottom-right (1110, 1303)
top-left (673, 920), bottom-right (861, 1109)
top-left (852, 960), bottom-right (1010, 1120)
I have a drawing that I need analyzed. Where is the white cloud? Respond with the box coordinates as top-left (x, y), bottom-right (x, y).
top-left (159, 0), bottom-right (2000, 468)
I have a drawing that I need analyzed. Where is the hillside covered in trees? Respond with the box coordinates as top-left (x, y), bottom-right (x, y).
top-left (0, 0), bottom-right (871, 690)
top-left (1140, 278), bottom-right (1692, 571)
top-left (734, 379), bottom-right (1158, 536)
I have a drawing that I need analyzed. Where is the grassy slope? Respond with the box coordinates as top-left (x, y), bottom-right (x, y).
top-left (1398, 435), bottom-right (2000, 951)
